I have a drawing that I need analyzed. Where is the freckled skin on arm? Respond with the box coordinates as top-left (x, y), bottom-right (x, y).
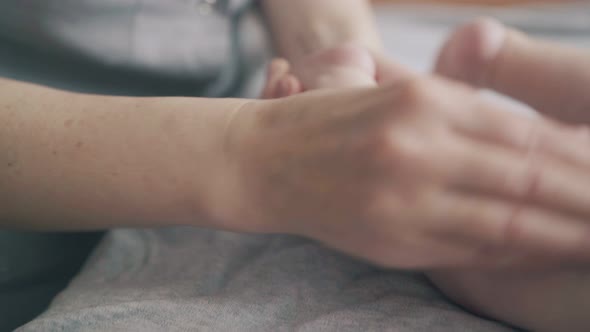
top-left (0, 77), bottom-right (251, 231)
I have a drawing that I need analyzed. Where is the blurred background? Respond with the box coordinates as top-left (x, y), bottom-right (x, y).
top-left (373, 0), bottom-right (573, 4)
top-left (0, 0), bottom-right (587, 97)
top-left (370, 0), bottom-right (589, 72)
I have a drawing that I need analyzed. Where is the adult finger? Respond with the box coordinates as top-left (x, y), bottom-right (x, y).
top-left (446, 134), bottom-right (590, 223)
top-left (451, 96), bottom-right (590, 170)
top-left (428, 190), bottom-right (590, 264)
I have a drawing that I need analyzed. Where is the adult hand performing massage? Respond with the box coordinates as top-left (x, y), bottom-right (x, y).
top-left (263, 11), bottom-right (590, 331)
top-left (1, 0), bottom-right (589, 331)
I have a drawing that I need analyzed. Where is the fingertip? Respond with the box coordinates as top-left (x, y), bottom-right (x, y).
top-left (272, 75), bottom-right (303, 98)
top-left (269, 58), bottom-right (291, 78)
top-left (284, 74), bottom-right (302, 96)
top-left (261, 73), bottom-right (278, 99)
top-left (263, 58), bottom-right (293, 99)
top-left (277, 77), bottom-right (291, 98)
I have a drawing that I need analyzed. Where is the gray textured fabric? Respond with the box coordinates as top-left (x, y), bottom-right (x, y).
top-left (18, 229), bottom-right (515, 332)
top-left (0, 0), bottom-right (267, 96)
top-left (11, 2), bottom-right (590, 332)
top-left (0, 231), bottom-right (102, 332)
top-left (0, 0), bottom-right (255, 78)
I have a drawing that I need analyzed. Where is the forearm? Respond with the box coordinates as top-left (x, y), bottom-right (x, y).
top-left (261, 0), bottom-right (383, 61)
top-left (0, 77), bottom-right (250, 231)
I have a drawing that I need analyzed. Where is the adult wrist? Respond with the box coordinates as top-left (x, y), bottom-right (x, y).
top-left (197, 99), bottom-right (281, 233)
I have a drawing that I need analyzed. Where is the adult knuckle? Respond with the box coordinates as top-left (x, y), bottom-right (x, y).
top-left (395, 77), bottom-right (435, 108)
top-left (499, 205), bottom-right (527, 248)
top-left (380, 131), bottom-right (426, 170)
top-left (507, 154), bottom-right (545, 202)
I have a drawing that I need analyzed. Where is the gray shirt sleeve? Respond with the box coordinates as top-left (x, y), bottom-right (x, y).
top-left (0, 0), bottom-right (268, 96)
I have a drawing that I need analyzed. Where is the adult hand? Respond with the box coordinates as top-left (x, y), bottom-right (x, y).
top-left (232, 70), bottom-right (590, 269)
top-left (425, 19), bottom-right (590, 332)
top-left (434, 18), bottom-right (590, 266)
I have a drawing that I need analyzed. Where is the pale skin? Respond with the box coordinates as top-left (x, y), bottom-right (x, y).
top-left (264, 17), bottom-right (590, 332)
top-left (1, 1), bottom-right (590, 326)
top-left (2, 0), bottom-right (384, 231)
top-left (432, 19), bottom-right (590, 332)
top-left (0, 81), bottom-right (251, 230)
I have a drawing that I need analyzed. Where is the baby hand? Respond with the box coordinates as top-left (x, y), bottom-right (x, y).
top-left (261, 43), bottom-right (378, 99)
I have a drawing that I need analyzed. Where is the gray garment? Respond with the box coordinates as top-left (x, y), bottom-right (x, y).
top-left (18, 229), bottom-right (515, 332)
top-left (0, 0), bottom-right (267, 96)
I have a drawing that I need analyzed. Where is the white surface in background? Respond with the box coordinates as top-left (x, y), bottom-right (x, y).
top-left (373, 3), bottom-right (590, 115)
top-left (375, 2), bottom-right (590, 72)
